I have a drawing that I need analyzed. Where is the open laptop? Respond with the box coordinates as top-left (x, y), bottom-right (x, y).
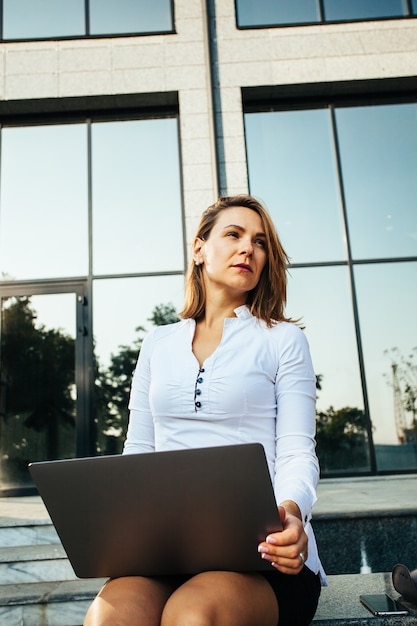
top-left (29, 443), bottom-right (282, 579)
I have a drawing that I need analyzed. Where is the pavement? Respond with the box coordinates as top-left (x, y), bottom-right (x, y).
top-left (314, 473), bottom-right (417, 516)
top-left (1, 473), bottom-right (416, 522)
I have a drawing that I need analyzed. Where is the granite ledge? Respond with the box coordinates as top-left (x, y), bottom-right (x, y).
top-left (313, 573), bottom-right (417, 624)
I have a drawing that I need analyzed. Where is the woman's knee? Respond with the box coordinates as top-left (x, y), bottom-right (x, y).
top-left (160, 571), bottom-right (277, 626)
top-left (161, 599), bottom-right (214, 626)
top-left (83, 576), bottom-right (173, 626)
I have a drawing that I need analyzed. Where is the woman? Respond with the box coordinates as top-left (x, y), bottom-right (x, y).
top-left (84, 194), bottom-right (326, 626)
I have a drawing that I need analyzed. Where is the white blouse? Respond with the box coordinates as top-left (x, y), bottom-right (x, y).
top-left (124, 305), bottom-right (326, 582)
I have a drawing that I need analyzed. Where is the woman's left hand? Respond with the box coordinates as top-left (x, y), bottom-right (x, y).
top-left (258, 505), bottom-right (308, 575)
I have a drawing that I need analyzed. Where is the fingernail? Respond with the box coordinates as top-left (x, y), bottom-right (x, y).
top-left (258, 545), bottom-right (268, 553)
top-left (266, 536), bottom-right (277, 545)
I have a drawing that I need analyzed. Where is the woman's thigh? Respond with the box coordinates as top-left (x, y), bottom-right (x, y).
top-left (161, 571), bottom-right (279, 626)
top-left (83, 575), bottom-right (179, 626)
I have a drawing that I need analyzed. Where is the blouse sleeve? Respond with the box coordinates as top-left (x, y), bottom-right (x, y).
top-left (273, 323), bottom-right (319, 526)
top-left (123, 330), bottom-right (156, 455)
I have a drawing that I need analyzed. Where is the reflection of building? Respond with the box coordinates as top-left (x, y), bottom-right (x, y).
top-left (0, 1), bottom-right (416, 493)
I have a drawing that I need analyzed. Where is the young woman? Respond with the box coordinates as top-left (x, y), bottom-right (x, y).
top-left (84, 194), bottom-right (325, 626)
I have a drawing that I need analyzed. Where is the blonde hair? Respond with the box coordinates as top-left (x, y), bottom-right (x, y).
top-left (179, 195), bottom-right (293, 327)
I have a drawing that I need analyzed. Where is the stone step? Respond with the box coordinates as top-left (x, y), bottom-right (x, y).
top-left (0, 519), bottom-right (59, 548)
top-left (0, 574), bottom-right (416, 626)
top-left (0, 578), bottom-right (106, 626)
top-left (0, 543), bottom-right (77, 584)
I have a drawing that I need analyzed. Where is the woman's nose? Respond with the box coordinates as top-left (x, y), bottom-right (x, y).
top-left (240, 239), bottom-right (253, 255)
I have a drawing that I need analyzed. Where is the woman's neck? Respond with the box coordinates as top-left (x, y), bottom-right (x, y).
top-left (200, 290), bottom-right (246, 328)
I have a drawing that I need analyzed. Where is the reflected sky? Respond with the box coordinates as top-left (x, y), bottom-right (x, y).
top-left (2, 0), bottom-right (172, 39)
top-left (92, 118), bottom-right (183, 275)
top-left (236, 0), bottom-right (319, 26)
top-left (354, 261), bottom-right (417, 445)
top-left (335, 103), bottom-right (417, 260)
top-left (236, 0), bottom-right (408, 27)
top-left (324, 0), bottom-right (406, 20)
top-left (245, 109), bottom-right (346, 264)
top-left (286, 266), bottom-right (364, 414)
top-left (0, 117), bottom-right (183, 281)
top-left (89, 0), bottom-right (173, 34)
top-left (93, 275), bottom-right (185, 369)
top-left (30, 293), bottom-right (76, 337)
top-left (0, 124), bottom-right (89, 280)
top-left (3, 0), bottom-right (85, 39)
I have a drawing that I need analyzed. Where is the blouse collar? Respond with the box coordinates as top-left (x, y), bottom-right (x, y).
top-left (233, 304), bottom-right (252, 320)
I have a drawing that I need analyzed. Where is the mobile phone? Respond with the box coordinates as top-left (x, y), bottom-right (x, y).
top-left (360, 594), bottom-right (409, 616)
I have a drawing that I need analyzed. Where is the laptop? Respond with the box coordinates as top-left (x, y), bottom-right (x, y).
top-left (29, 443), bottom-right (282, 579)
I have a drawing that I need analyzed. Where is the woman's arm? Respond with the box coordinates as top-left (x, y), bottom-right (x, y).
top-left (257, 324), bottom-right (318, 574)
top-left (273, 323), bottom-right (319, 527)
top-left (123, 331), bottom-right (156, 455)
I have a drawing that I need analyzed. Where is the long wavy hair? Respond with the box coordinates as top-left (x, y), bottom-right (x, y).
top-left (179, 195), bottom-right (293, 327)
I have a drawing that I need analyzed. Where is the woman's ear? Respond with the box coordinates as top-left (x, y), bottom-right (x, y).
top-left (193, 237), bottom-right (204, 265)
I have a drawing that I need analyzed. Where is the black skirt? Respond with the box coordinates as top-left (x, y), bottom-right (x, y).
top-left (261, 566), bottom-right (321, 626)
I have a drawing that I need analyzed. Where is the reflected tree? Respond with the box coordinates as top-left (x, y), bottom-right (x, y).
top-left (314, 374), bottom-right (368, 472)
top-left (0, 296), bottom-right (75, 480)
top-left (95, 303), bottom-right (179, 454)
top-left (315, 405), bottom-right (369, 472)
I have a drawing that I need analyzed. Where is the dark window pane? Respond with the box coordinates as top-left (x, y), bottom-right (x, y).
top-left (413, 0), bottom-right (417, 14)
top-left (92, 275), bottom-right (184, 455)
top-left (91, 118), bottom-right (183, 275)
top-left (245, 109), bottom-right (346, 263)
top-left (335, 103), bottom-right (417, 260)
top-left (324, 0), bottom-right (406, 21)
top-left (236, 0), bottom-right (319, 27)
top-left (3, 0), bottom-right (85, 39)
top-left (287, 266), bottom-right (370, 474)
top-left (0, 293), bottom-right (76, 490)
top-left (354, 262), bottom-right (417, 472)
top-left (89, 0), bottom-right (173, 35)
top-left (0, 125), bottom-right (88, 280)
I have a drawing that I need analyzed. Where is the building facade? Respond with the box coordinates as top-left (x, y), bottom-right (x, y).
top-left (0, 0), bottom-right (416, 494)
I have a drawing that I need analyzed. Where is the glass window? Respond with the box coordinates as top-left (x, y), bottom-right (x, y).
top-left (3, 0), bottom-right (85, 39)
top-left (323, 0), bottom-right (406, 21)
top-left (245, 109), bottom-right (346, 264)
top-left (92, 275), bottom-right (184, 454)
top-left (245, 99), bottom-right (417, 474)
top-left (236, 0), bottom-right (319, 27)
top-left (335, 103), bottom-right (417, 261)
top-left (413, 0), bottom-right (417, 14)
top-left (236, 0), bottom-right (410, 27)
top-left (354, 262), bottom-right (417, 471)
top-left (287, 266), bottom-right (370, 473)
top-left (0, 124), bottom-right (89, 280)
top-left (0, 292), bottom-right (77, 491)
top-left (91, 118), bottom-right (183, 275)
top-left (89, 0), bottom-right (173, 35)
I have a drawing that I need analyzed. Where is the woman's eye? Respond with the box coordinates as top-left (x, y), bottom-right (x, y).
top-left (254, 238), bottom-right (266, 247)
top-left (227, 231), bottom-right (239, 238)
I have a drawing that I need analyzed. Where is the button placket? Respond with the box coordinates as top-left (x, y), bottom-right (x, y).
top-left (194, 367), bottom-right (205, 411)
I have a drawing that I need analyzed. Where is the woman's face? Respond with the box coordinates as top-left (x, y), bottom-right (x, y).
top-left (195, 206), bottom-right (268, 299)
